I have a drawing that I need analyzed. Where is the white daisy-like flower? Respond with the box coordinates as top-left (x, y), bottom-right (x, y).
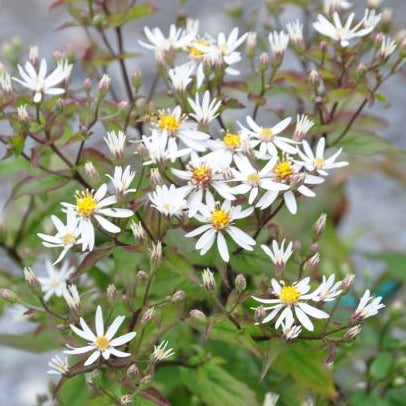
top-left (138, 24), bottom-right (194, 61)
top-left (168, 63), bottom-right (195, 92)
top-left (252, 277), bottom-right (329, 331)
top-left (261, 239), bottom-right (293, 272)
top-left (294, 114), bottom-right (314, 141)
top-left (313, 11), bottom-right (380, 47)
top-left (0, 70), bottom-right (12, 92)
top-left (38, 260), bottom-right (74, 301)
top-left (63, 284), bottom-right (81, 311)
top-left (64, 305), bottom-right (136, 366)
top-left (185, 194), bottom-right (255, 262)
top-left (239, 116), bottom-right (297, 158)
top-left (296, 137), bottom-right (348, 176)
top-left (379, 35), bottom-right (397, 59)
top-left (12, 58), bottom-right (72, 103)
top-left (37, 208), bottom-right (82, 265)
top-left (256, 156), bottom-right (325, 214)
top-left (172, 152), bottom-right (235, 217)
top-left (152, 106), bottom-right (210, 153)
top-left (61, 184), bottom-right (133, 251)
top-left (312, 275), bottom-right (343, 303)
top-left (231, 155), bottom-right (289, 204)
top-left (149, 184), bottom-right (187, 217)
top-left (104, 130), bottom-right (126, 160)
top-left (352, 290), bottom-right (385, 321)
top-left (141, 130), bottom-right (190, 165)
top-left (106, 166), bottom-right (136, 196)
top-left (47, 354), bottom-right (70, 375)
top-left (281, 320), bottom-right (302, 340)
top-left (187, 90), bottom-right (221, 125)
top-left (268, 31), bottom-right (290, 57)
top-left (150, 340), bottom-right (175, 363)
top-left (286, 20), bottom-right (304, 46)
top-left (362, 9), bottom-right (382, 30)
top-left (323, 0), bottom-right (352, 14)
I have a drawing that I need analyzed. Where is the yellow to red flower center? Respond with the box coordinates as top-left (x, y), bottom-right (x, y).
top-left (210, 209), bottom-right (230, 230)
top-left (76, 191), bottom-right (97, 217)
top-left (95, 336), bottom-right (110, 351)
top-left (62, 232), bottom-right (76, 245)
top-left (223, 133), bottom-right (241, 150)
top-left (192, 166), bottom-right (212, 187)
top-left (274, 160), bottom-right (293, 182)
top-left (159, 114), bottom-right (180, 133)
top-left (247, 172), bottom-right (261, 186)
top-left (260, 128), bottom-right (274, 140)
top-left (280, 285), bottom-right (300, 304)
top-left (313, 157), bottom-right (325, 169)
top-left (188, 39), bottom-right (209, 57)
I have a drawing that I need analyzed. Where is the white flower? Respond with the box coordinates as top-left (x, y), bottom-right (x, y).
top-left (168, 63), bottom-right (195, 92)
top-left (12, 58), bottom-right (72, 103)
top-left (352, 290), bottom-right (385, 321)
top-left (312, 275), bottom-right (343, 303)
top-left (313, 11), bottom-right (380, 47)
top-left (0, 70), bottom-right (12, 92)
top-left (38, 260), bottom-right (74, 301)
top-left (63, 284), bottom-right (80, 311)
top-left (256, 157), bottom-right (325, 214)
top-left (379, 35), bottom-right (397, 58)
top-left (141, 130), bottom-right (190, 165)
top-left (47, 355), bottom-right (69, 375)
top-left (294, 114), bottom-right (314, 140)
top-left (185, 194), bottom-right (255, 262)
top-left (150, 340), bottom-right (175, 363)
top-left (172, 152), bottom-right (235, 217)
top-left (231, 155), bottom-right (289, 204)
top-left (261, 239), bottom-right (293, 270)
top-left (149, 184), bottom-right (187, 217)
top-left (64, 305), bottom-right (136, 366)
top-left (263, 392), bottom-right (279, 406)
top-left (37, 209), bottom-right (82, 265)
top-left (323, 0), bottom-right (352, 14)
top-left (286, 20), bottom-right (304, 46)
top-left (106, 166), bottom-right (136, 196)
top-left (61, 184), bottom-right (133, 251)
top-left (281, 320), bottom-right (302, 340)
top-left (362, 9), bottom-right (382, 30)
top-left (296, 137), bottom-right (348, 176)
top-left (104, 130), bottom-right (126, 160)
top-left (152, 106), bottom-right (210, 153)
top-left (187, 90), bottom-right (221, 125)
top-left (252, 277), bottom-right (329, 331)
top-left (268, 31), bottom-right (290, 57)
top-left (239, 116), bottom-right (296, 158)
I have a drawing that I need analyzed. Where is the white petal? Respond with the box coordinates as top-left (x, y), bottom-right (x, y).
top-left (84, 350), bottom-right (101, 366)
top-left (105, 316), bottom-right (125, 340)
top-left (110, 332), bottom-right (137, 347)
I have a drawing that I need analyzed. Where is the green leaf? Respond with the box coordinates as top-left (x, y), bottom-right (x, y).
top-left (370, 352), bottom-right (393, 381)
top-left (107, 4), bottom-right (156, 27)
top-left (363, 251), bottom-right (406, 282)
top-left (336, 132), bottom-right (402, 155)
top-left (0, 331), bottom-right (60, 352)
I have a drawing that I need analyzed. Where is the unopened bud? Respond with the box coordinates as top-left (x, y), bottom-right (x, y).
top-left (235, 274), bottom-right (247, 293)
top-left (393, 376), bottom-right (405, 387)
top-left (150, 168), bottom-right (163, 186)
top-left (382, 8), bottom-right (392, 24)
top-left (17, 105), bottom-right (29, 122)
top-left (141, 307), bottom-right (155, 323)
top-left (305, 253), bottom-right (320, 272)
top-left (342, 274), bottom-right (355, 290)
top-left (29, 46), bottom-right (39, 66)
top-left (23, 267), bottom-right (40, 292)
top-left (313, 213), bottom-right (327, 238)
top-left (390, 300), bottom-right (402, 317)
top-left (57, 324), bottom-right (66, 331)
top-left (320, 40), bottom-right (327, 52)
top-left (367, 0), bottom-right (381, 8)
top-left (120, 395), bottom-right (132, 405)
top-left (106, 284), bottom-right (117, 300)
top-left (83, 78), bottom-right (92, 91)
top-left (98, 74), bottom-right (111, 93)
top-left (131, 69), bottom-right (143, 91)
top-left (150, 241), bottom-right (162, 263)
top-left (309, 70), bottom-right (320, 84)
top-left (0, 288), bottom-right (18, 302)
top-left (127, 364), bottom-right (138, 376)
top-left (246, 31), bottom-right (257, 58)
top-left (254, 305), bottom-right (266, 322)
top-left (345, 325), bottom-right (361, 340)
top-left (356, 63), bottom-right (367, 76)
top-left (309, 242), bottom-right (319, 253)
top-left (139, 375), bottom-right (152, 386)
top-left (131, 221), bottom-right (146, 241)
top-left (293, 240), bottom-right (301, 251)
top-left (202, 268), bottom-right (216, 291)
top-left (137, 270), bottom-right (147, 281)
top-left (118, 100), bottom-right (129, 110)
top-left (171, 290), bottom-right (185, 302)
top-left (190, 309), bottom-right (206, 321)
top-left (84, 161), bottom-right (99, 180)
top-left (258, 52), bottom-right (270, 71)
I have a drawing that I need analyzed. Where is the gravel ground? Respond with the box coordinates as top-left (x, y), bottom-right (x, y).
top-left (0, 1), bottom-right (405, 405)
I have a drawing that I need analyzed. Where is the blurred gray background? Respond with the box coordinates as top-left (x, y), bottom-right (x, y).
top-left (0, 0), bottom-right (405, 404)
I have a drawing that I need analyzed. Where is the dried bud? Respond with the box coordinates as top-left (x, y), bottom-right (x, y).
top-left (345, 325), bottom-right (362, 340)
top-left (313, 213), bottom-right (327, 238)
top-left (106, 284), bottom-right (117, 300)
top-left (150, 168), bottom-right (163, 186)
top-left (202, 268), bottom-right (216, 291)
top-left (17, 105), bottom-right (29, 123)
top-left (84, 161), bottom-right (99, 180)
top-left (83, 78), bottom-right (92, 91)
top-left (171, 290), bottom-right (185, 302)
top-left (127, 364), bottom-right (138, 376)
top-left (131, 68), bottom-right (143, 91)
top-left (258, 52), bottom-right (270, 71)
top-left (131, 221), bottom-right (146, 241)
top-left (23, 267), bottom-right (41, 292)
top-left (309, 69), bottom-right (320, 84)
top-left (0, 288), bottom-right (18, 302)
top-left (29, 46), bottom-right (38, 66)
top-left (190, 309), bottom-right (206, 321)
top-left (141, 307), bottom-right (155, 324)
top-left (254, 305), bottom-right (266, 322)
top-left (97, 74), bottom-right (111, 93)
top-left (235, 274), bottom-right (247, 293)
top-left (150, 241), bottom-right (162, 263)
top-left (342, 274), bottom-right (355, 290)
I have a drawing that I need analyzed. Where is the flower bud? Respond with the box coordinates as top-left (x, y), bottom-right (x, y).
top-left (57, 324), bottom-right (66, 331)
top-left (97, 74), bottom-right (111, 93)
top-left (131, 221), bottom-right (146, 241)
top-left (141, 307), bottom-right (155, 324)
top-left (149, 168), bottom-right (163, 186)
top-left (17, 105), bottom-right (29, 123)
top-left (137, 270), bottom-right (147, 281)
top-left (258, 52), bottom-right (270, 71)
top-left (245, 31), bottom-right (257, 58)
top-left (29, 46), bottom-right (38, 66)
top-left (0, 288), bottom-right (18, 302)
top-left (304, 253), bottom-right (320, 272)
top-left (120, 395), bottom-right (132, 405)
top-left (118, 100), bottom-right (129, 110)
top-left (342, 274), bottom-right (355, 290)
top-left (150, 241), bottom-right (162, 263)
top-left (393, 377), bottom-right (405, 387)
top-left (106, 284), bottom-right (117, 300)
top-left (84, 161), bottom-right (99, 181)
top-left (293, 240), bottom-right (301, 251)
top-left (127, 363), bottom-right (138, 376)
top-left (202, 268), bottom-right (216, 291)
top-left (309, 69), bottom-right (320, 84)
top-left (345, 325), bottom-right (361, 340)
top-left (171, 290), bottom-right (185, 302)
top-left (83, 78), bottom-right (92, 91)
top-left (131, 68), bottom-right (143, 91)
top-left (313, 213), bottom-right (327, 238)
top-left (367, 0), bottom-right (381, 8)
top-left (309, 242), bottom-right (319, 253)
top-left (23, 267), bottom-right (41, 293)
top-left (139, 375), bottom-right (152, 386)
top-left (190, 309), bottom-right (206, 321)
top-left (235, 274), bottom-right (247, 293)
top-left (254, 305), bottom-right (266, 322)
top-left (382, 8), bottom-right (392, 25)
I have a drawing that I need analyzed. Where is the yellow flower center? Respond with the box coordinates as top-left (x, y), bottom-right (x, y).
top-left (210, 209), bottom-right (230, 230)
top-left (260, 128), bottom-right (274, 140)
top-left (49, 278), bottom-right (60, 289)
top-left (274, 160), bottom-right (293, 182)
top-left (280, 285), bottom-right (300, 304)
top-left (62, 232), bottom-right (76, 245)
top-left (76, 191), bottom-right (97, 217)
top-left (192, 166), bottom-right (212, 187)
top-left (188, 39), bottom-right (209, 57)
top-left (223, 133), bottom-right (241, 150)
top-left (247, 172), bottom-right (261, 186)
top-left (313, 157), bottom-right (325, 169)
top-left (158, 114), bottom-right (180, 133)
top-left (95, 336), bottom-right (110, 351)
